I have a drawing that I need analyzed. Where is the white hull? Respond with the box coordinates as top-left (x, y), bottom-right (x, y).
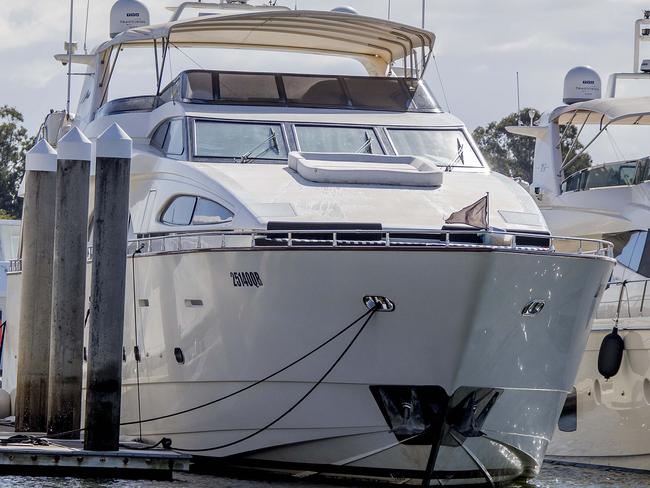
top-left (73, 245), bottom-right (610, 485)
top-left (547, 319), bottom-right (650, 471)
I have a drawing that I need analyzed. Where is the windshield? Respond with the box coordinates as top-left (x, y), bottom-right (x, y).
top-left (387, 129), bottom-right (483, 168)
top-left (295, 126), bottom-right (384, 154)
top-left (194, 121), bottom-right (288, 161)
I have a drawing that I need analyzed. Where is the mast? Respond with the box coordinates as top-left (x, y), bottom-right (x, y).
top-left (66, 0), bottom-right (74, 120)
top-left (421, 0), bottom-right (426, 29)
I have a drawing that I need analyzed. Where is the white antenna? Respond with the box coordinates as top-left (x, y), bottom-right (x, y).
top-left (66, 0), bottom-right (74, 120)
top-left (516, 71), bottom-right (521, 125)
top-left (83, 0), bottom-right (90, 54)
top-left (387, 0), bottom-right (391, 20)
top-left (421, 0), bottom-right (426, 29)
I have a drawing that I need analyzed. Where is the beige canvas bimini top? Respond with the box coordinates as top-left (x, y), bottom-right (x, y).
top-left (95, 9), bottom-right (435, 78)
top-left (553, 96), bottom-right (650, 127)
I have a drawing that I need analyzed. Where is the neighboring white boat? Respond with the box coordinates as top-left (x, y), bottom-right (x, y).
top-left (0, 221), bottom-right (21, 321)
top-left (507, 13), bottom-right (650, 470)
top-left (0, 220), bottom-right (21, 375)
top-left (3, 1), bottom-right (614, 485)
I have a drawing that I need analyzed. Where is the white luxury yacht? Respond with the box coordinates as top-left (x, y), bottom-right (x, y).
top-left (507, 13), bottom-right (650, 470)
top-left (3, 1), bottom-right (614, 485)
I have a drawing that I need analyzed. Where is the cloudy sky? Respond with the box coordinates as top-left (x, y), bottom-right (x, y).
top-left (1, 0), bottom-right (649, 135)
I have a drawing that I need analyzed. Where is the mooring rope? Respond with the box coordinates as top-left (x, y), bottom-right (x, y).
top-left (131, 244), bottom-right (145, 442)
top-left (44, 305), bottom-right (378, 441)
top-left (170, 306), bottom-right (379, 453)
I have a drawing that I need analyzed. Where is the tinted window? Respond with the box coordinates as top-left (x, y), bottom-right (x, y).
top-left (161, 196), bottom-right (196, 226)
top-left (295, 126), bottom-right (383, 154)
top-left (345, 78), bottom-right (410, 110)
top-left (186, 71), bottom-right (215, 101)
top-left (283, 76), bottom-right (347, 106)
top-left (161, 196), bottom-right (234, 226)
top-left (151, 122), bottom-right (169, 151)
top-left (194, 121), bottom-right (287, 161)
top-left (219, 73), bottom-right (279, 102)
top-left (388, 129), bottom-right (483, 168)
top-left (164, 119), bottom-right (185, 156)
top-left (614, 231), bottom-right (649, 276)
top-left (172, 71), bottom-right (440, 112)
top-left (193, 198), bottom-right (234, 225)
top-left (640, 159), bottom-right (650, 182)
top-left (562, 171), bottom-right (583, 192)
top-left (584, 162), bottom-right (638, 189)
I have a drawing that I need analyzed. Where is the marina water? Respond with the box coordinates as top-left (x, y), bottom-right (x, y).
top-left (0, 465), bottom-right (648, 488)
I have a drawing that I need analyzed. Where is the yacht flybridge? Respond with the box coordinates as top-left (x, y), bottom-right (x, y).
top-left (507, 17), bottom-right (650, 470)
top-left (5, 1), bottom-right (615, 485)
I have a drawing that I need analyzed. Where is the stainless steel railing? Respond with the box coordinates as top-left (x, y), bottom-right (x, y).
top-left (9, 228), bottom-right (613, 273)
top-left (597, 278), bottom-right (650, 321)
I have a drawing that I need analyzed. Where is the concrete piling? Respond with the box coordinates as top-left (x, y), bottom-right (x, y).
top-left (47, 127), bottom-right (91, 438)
top-left (15, 140), bottom-right (58, 432)
top-left (84, 123), bottom-right (132, 451)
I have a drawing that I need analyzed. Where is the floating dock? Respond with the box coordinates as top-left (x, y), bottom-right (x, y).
top-left (0, 430), bottom-right (190, 479)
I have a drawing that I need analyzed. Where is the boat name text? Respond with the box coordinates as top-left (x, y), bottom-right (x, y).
top-left (230, 272), bottom-right (263, 288)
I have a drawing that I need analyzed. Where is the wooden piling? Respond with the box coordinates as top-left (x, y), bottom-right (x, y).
top-left (84, 123), bottom-right (132, 451)
top-left (15, 140), bottom-right (58, 432)
top-left (47, 127), bottom-right (91, 438)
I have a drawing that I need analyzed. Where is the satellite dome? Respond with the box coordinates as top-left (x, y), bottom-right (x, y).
top-left (110, 0), bottom-right (150, 39)
top-left (563, 66), bottom-right (601, 105)
top-left (331, 6), bottom-right (359, 15)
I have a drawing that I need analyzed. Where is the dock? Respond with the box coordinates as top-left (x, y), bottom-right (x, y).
top-left (0, 429), bottom-right (190, 479)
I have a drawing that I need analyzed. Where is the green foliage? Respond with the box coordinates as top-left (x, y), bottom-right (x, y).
top-left (472, 108), bottom-right (591, 182)
top-left (0, 106), bottom-right (34, 219)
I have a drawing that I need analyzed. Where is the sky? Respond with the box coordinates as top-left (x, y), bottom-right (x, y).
top-left (1, 0), bottom-right (649, 136)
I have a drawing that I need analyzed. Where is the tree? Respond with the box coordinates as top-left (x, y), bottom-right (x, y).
top-left (472, 108), bottom-right (591, 183)
top-left (0, 106), bottom-right (34, 219)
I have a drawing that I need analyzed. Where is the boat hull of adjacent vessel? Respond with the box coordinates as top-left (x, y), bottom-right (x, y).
top-left (547, 317), bottom-right (650, 472)
top-left (107, 246), bottom-right (612, 485)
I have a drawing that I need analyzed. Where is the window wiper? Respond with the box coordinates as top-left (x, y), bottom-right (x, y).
top-left (445, 150), bottom-right (465, 172)
top-left (354, 131), bottom-right (374, 154)
top-left (236, 129), bottom-right (280, 164)
top-left (445, 139), bottom-right (465, 171)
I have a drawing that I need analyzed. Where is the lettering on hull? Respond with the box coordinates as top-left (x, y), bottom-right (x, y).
top-left (230, 272), bottom-right (263, 288)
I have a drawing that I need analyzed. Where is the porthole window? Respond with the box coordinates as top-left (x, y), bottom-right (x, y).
top-left (161, 196), bottom-right (234, 226)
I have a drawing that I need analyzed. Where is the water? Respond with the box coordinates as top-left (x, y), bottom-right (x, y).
top-left (0, 464), bottom-right (648, 488)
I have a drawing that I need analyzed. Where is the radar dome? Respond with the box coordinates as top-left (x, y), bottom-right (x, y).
top-left (563, 66), bottom-right (601, 105)
top-left (331, 6), bottom-right (359, 14)
top-left (110, 0), bottom-right (150, 39)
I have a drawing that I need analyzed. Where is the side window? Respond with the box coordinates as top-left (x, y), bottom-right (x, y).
top-left (609, 230), bottom-right (650, 277)
top-left (151, 122), bottom-right (169, 151)
top-left (161, 196), bottom-right (233, 226)
top-left (161, 196), bottom-right (196, 226)
top-left (193, 198), bottom-right (234, 224)
top-left (151, 119), bottom-right (185, 157)
top-left (164, 119), bottom-right (185, 156)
